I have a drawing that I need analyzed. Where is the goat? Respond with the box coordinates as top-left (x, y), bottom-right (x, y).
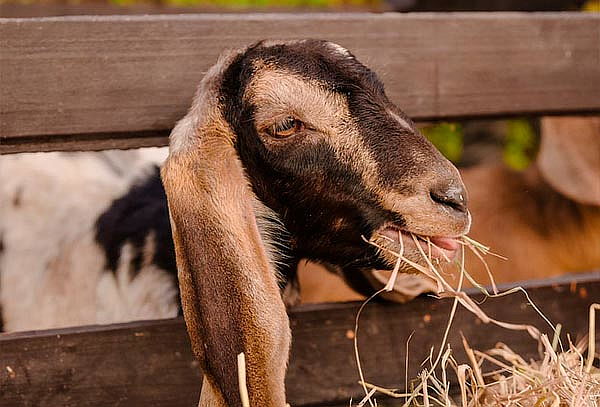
top-left (298, 116), bottom-right (600, 304)
top-left (0, 149), bottom-right (179, 331)
top-left (461, 116), bottom-right (600, 283)
top-left (159, 39), bottom-right (470, 406)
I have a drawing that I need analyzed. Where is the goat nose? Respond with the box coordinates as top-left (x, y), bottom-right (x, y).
top-left (430, 182), bottom-right (468, 213)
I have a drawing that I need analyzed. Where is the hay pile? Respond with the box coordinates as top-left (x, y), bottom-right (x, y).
top-left (353, 234), bottom-right (600, 407)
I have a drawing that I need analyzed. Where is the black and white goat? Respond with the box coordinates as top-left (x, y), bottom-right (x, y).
top-left (0, 149), bottom-right (179, 332)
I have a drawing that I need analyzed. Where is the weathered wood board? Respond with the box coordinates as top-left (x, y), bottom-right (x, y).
top-left (1, 13), bottom-right (599, 153)
top-left (1, 273), bottom-right (598, 406)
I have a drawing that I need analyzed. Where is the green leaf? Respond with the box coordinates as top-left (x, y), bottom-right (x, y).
top-left (503, 119), bottom-right (538, 171)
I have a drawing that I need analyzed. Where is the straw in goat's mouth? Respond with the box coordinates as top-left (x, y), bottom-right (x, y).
top-left (352, 232), bottom-right (600, 407)
top-left (374, 226), bottom-right (463, 264)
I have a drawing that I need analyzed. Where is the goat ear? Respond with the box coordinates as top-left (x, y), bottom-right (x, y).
top-left (538, 116), bottom-right (600, 206)
top-left (161, 114), bottom-right (290, 406)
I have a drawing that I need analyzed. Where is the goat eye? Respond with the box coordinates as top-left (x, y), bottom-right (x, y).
top-left (268, 117), bottom-right (304, 138)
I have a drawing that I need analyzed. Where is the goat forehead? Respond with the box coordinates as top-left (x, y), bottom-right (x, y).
top-left (227, 41), bottom-right (382, 96)
top-left (246, 70), bottom-right (346, 126)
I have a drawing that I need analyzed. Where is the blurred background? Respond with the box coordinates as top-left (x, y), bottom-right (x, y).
top-left (1, 0), bottom-right (598, 18)
top-left (1, 0), bottom-right (599, 331)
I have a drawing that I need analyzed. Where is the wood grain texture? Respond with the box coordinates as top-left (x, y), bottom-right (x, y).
top-left (0, 0), bottom-right (582, 19)
top-left (0, 131), bottom-right (169, 154)
top-left (1, 273), bottom-right (599, 406)
top-left (1, 13), bottom-right (599, 153)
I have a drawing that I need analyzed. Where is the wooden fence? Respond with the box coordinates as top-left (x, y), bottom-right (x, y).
top-left (2, 13), bottom-right (599, 153)
top-left (1, 12), bottom-right (600, 407)
top-left (2, 274), bottom-right (599, 406)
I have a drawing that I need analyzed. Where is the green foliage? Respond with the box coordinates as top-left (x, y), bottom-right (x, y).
top-left (110, 0), bottom-right (136, 5)
top-left (503, 119), bottom-right (539, 171)
top-left (422, 122), bottom-right (464, 164)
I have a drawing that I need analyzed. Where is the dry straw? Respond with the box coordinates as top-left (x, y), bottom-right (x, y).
top-left (237, 352), bottom-right (251, 407)
top-left (352, 233), bottom-right (600, 406)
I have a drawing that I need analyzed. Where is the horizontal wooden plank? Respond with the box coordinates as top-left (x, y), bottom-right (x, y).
top-left (1, 272), bottom-right (599, 406)
top-left (0, 3), bottom-right (231, 18)
top-left (1, 13), bottom-right (599, 153)
top-left (0, 0), bottom-right (583, 19)
top-left (0, 131), bottom-right (169, 154)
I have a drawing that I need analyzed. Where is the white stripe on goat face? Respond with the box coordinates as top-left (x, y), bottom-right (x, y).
top-left (387, 109), bottom-right (413, 132)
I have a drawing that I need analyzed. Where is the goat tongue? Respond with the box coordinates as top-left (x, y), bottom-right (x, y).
top-left (429, 236), bottom-right (460, 251)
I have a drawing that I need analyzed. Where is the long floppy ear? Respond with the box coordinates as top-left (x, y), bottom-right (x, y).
top-left (538, 116), bottom-right (600, 206)
top-left (161, 63), bottom-right (290, 406)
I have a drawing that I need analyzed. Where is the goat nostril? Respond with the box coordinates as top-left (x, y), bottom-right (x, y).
top-left (430, 184), bottom-right (467, 213)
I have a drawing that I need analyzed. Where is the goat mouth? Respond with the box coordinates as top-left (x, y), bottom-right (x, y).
top-left (374, 224), bottom-right (461, 263)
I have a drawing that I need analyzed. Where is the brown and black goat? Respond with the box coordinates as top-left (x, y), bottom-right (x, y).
top-left (462, 116), bottom-right (600, 283)
top-left (160, 40), bottom-right (470, 406)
